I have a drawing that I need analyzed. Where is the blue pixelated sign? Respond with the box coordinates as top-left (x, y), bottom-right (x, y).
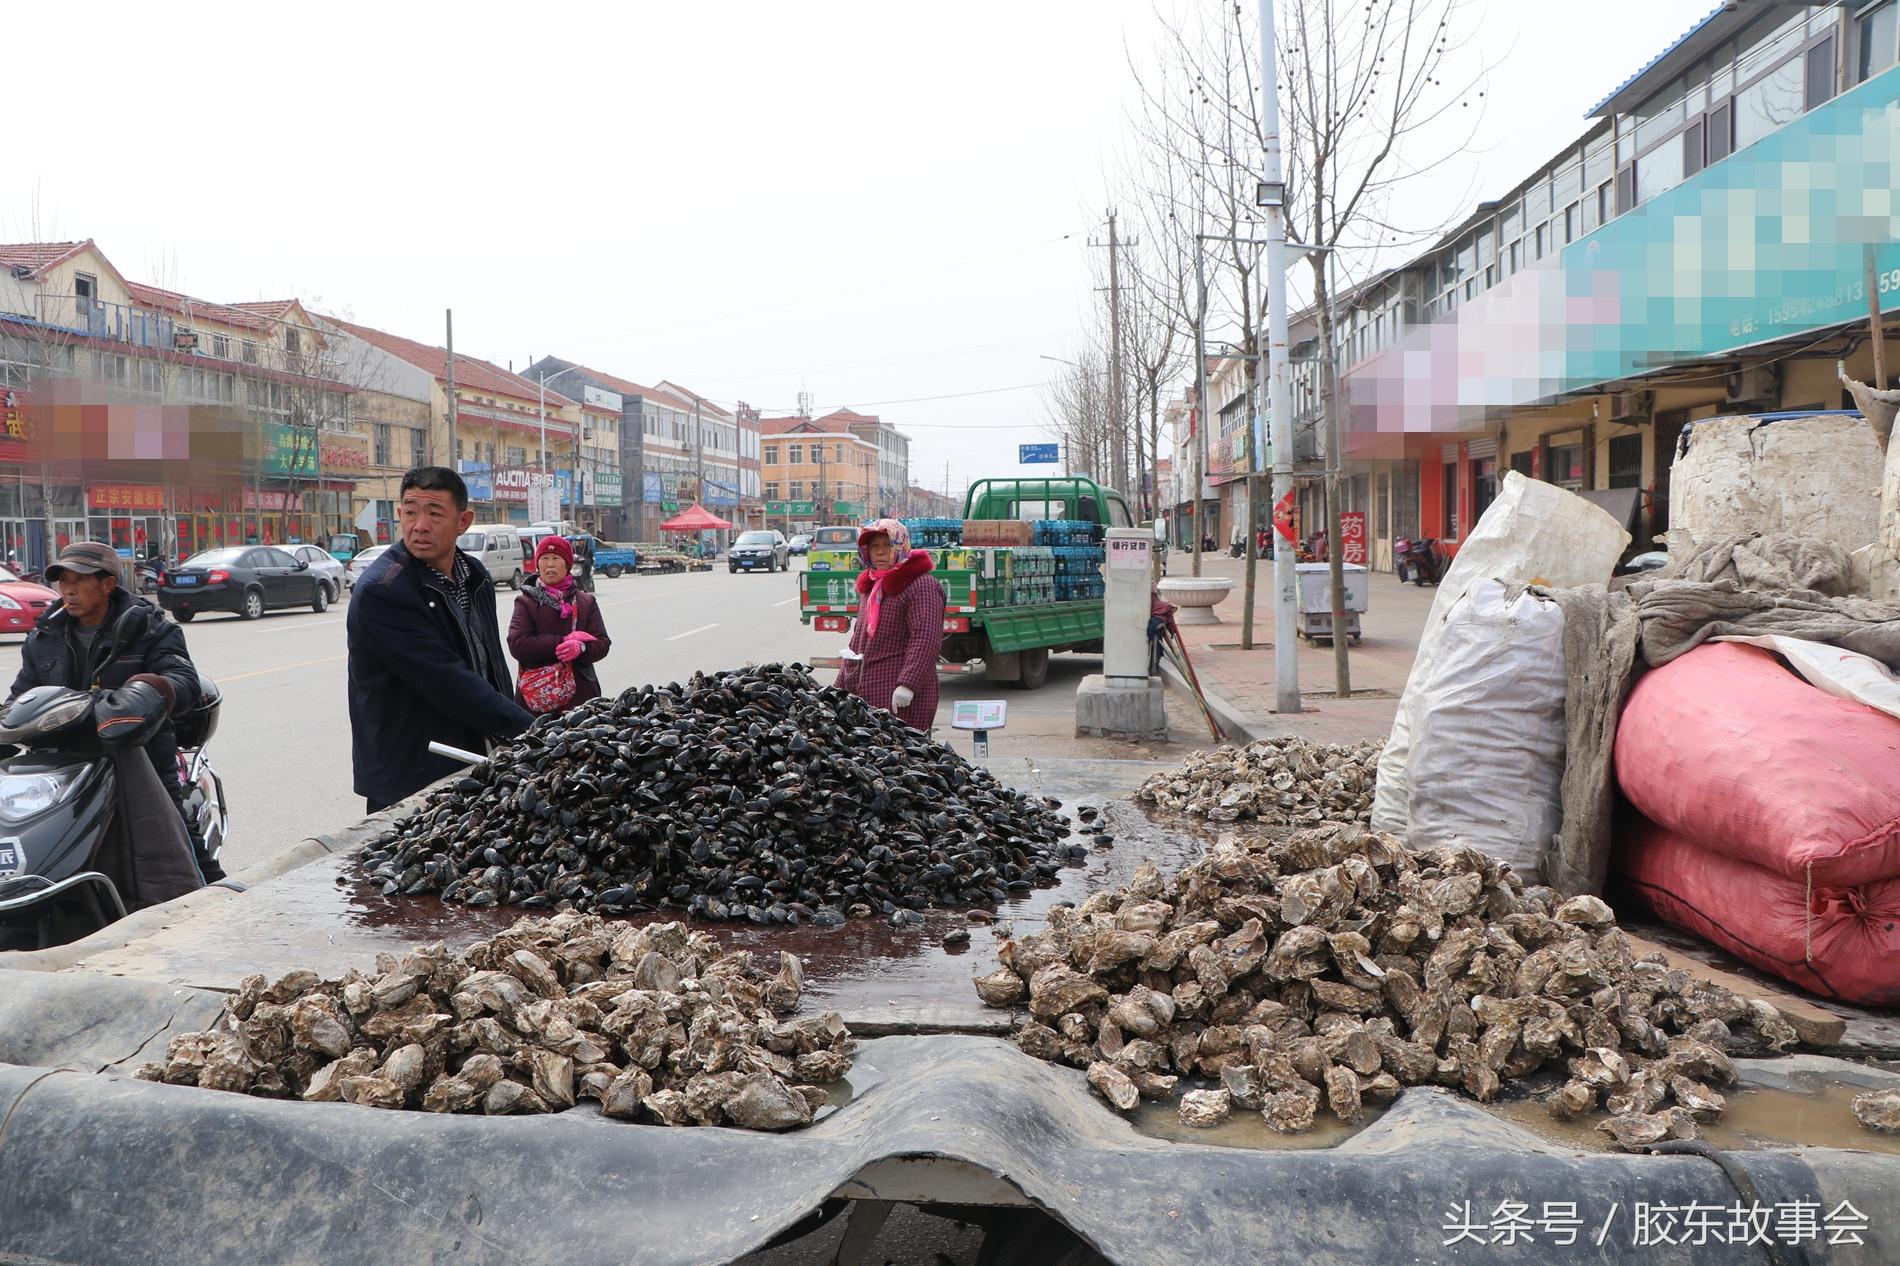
top-left (1019, 443), bottom-right (1059, 464)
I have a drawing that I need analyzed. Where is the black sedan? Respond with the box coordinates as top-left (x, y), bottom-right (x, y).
top-left (727, 530), bottom-right (789, 573)
top-left (159, 546), bottom-right (333, 622)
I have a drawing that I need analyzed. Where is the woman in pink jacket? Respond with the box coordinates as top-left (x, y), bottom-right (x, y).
top-left (833, 519), bottom-right (944, 730)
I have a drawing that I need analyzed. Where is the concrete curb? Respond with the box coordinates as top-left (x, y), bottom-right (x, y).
top-left (1158, 658), bottom-right (1260, 745)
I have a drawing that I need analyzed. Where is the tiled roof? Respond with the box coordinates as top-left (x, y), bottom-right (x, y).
top-left (818, 407), bottom-right (881, 426)
top-left (126, 282), bottom-right (277, 333)
top-left (542, 360), bottom-right (649, 399)
top-left (323, 315), bottom-right (573, 406)
top-left (227, 300), bottom-right (302, 321)
top-left (762, 416), bottom-right (853, 436)
top-left (0, 241), bottom-right (93, 278)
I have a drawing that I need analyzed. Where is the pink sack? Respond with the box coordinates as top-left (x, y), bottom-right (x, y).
top-left (1617, 813), bottom-right (1900, 1008)
top-left (1614, 642), bottom-right (1900, 888)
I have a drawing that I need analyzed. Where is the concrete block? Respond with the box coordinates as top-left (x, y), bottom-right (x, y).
top-left (1075, 673), bottom-right (1168, 741)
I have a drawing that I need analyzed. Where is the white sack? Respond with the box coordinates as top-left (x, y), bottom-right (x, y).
top-left (1371, 472), bottom-right (1629, 833)
top-left (1713, 633), bottom-right (1900, 721)
top-left (1404, 580), bottom-right (1569, 877)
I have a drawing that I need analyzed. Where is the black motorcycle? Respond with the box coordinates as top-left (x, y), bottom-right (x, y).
top-left (0, 661), bottom-right (226, 951)
top-left (1394, 536), bottom-right (1443, 586)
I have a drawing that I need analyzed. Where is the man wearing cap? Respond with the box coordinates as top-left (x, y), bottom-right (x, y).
top-left (9, 541), bottom-right (209, 875)
top-left (348, 466), bottom-right (532, 814)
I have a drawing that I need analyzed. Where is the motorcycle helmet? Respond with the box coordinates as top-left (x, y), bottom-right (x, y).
top-left (172, 672), bottom-right (222, 750)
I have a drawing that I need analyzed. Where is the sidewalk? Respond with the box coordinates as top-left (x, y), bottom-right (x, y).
top-left (1160, 553), bottom-right (1435, 746)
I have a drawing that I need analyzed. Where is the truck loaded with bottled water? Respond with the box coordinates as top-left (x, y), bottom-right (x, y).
top-left (797, 476), bottom-right (1142, 688)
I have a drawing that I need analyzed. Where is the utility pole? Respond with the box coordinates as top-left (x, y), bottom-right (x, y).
top-left (693, 398), bottom-right (704, 505)
top-left (1323, 246), bottom-right (1352, 698)
top-left (1107, 209), bottom-right (1128, 495)
top-left (444, 310), bottom-right (458, 470)
top-left (1192, 242), bottom-right (1209, 579)
top-left (1259, 0), bottom-right (1302, 715)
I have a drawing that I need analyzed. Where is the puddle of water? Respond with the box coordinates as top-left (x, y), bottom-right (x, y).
top-left (1488, 1079), bottom-right (1900, 1157)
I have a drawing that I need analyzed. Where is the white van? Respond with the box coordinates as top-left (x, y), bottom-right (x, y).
top-left (457, 524), bottom-right (527, 590)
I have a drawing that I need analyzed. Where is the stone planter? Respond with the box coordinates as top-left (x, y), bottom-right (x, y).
top-left (1158, 576), bottom-right (1234, 625)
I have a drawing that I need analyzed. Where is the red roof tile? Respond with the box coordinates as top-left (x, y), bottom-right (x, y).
top-left (323, 315), bottom-right (573, 406)
top-left (0, 241), bottom-right (94, 278)
top-left (126, 282), bottom-right (278, 333)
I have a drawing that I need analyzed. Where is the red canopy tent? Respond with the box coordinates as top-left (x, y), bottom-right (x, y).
top-left (659, 503), bottom-right (734, 532)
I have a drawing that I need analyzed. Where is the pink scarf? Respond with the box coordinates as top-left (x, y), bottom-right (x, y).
top-left (861, 568), bottom-right (894, 639)
top-left (542, 573), bottom-right (578, 619)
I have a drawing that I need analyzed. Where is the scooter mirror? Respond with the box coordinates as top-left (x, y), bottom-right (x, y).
top-left (110, 604), bottom-right (151, 659)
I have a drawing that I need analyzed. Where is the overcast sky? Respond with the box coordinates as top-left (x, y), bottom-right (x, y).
top-left (6, 0), bottom-right (1712, 495)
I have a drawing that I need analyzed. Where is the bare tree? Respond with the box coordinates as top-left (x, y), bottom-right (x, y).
top-left (1129, 0), bottom-right (1484, 658)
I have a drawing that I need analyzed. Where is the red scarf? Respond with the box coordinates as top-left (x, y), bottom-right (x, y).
top-left (856, 551), bottom-right (933, 639)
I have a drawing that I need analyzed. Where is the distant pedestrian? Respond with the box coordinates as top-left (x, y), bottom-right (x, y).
top-left (508, 535), bottom-right (611, 712)
top-left (833, 519), bottom-right (944, 730)
top-left (347, 466), bottom-right (531, 814)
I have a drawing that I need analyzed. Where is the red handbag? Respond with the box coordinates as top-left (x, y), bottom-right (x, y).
top-left (518, 661), bottom-right (575, 714)
top-left (518, 608), bottom-right (579, 714)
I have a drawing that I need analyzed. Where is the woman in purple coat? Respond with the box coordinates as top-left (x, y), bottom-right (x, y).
top-left (833, 519), bottom-right (944, 730)
top-left (507, 536), bottom-right (611, 710)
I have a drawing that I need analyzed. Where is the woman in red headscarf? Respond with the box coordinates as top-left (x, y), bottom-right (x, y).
top-left (833, 518), bottom-right (944, 730)
top-left (508, 535), bottom-right (612, 710)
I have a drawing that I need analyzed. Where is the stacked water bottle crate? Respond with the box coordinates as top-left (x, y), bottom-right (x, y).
top-left (900, 518), bottom-right (963, 550)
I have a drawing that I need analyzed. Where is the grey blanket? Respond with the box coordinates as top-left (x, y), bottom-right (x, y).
top-left (1541, 533), bottom-right (1900, 896)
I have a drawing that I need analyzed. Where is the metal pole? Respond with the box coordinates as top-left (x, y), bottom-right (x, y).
top-left (1192, 241), bottom-right (1209, 579)
top-left (1260, 0), bottom-right (1302, 714)
top-left (444, 310), bottom-right (457, 470)
top-left (1107, 209), bottom-right (1128, 495)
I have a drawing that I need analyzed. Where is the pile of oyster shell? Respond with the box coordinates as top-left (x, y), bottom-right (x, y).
top-left (973, 823), bottom-right (1806, 1149)
top-left (366, 664), bottom-right (1078, 922)
top-left (1134, 738), bottom-right (1380, 826)
top-left (137, 913), bottom-right (853, 1132)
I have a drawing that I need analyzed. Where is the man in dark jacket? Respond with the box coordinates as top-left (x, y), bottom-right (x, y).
top-left (348, 467), bottom-right (533, 813)
top-left (9, 540), bottom-right (210, 882)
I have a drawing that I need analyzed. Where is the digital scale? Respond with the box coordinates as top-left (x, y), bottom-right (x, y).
top-left (950, 699), bottom-right (1007, 759)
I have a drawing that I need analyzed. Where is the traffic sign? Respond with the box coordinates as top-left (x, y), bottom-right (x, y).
top-left (1018, 443), bottom-right (1059, 465)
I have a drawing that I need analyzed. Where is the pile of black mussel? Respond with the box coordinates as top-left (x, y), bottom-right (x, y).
top-left (364, 664), bottom-right (1080, 924)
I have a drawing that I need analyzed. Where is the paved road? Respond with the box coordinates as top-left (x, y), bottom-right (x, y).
top-left (0, 564), bottom-right (1204, 873)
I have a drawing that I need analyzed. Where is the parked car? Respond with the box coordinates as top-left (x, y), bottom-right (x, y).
top-left (160, 546), bottom-right (333, 622)
top-left (346, 544), bottom-right (391, 589)
top-left (728, 529), bottom-right (789, 573)
top-left (787, 534), bottom-right (812, 556)
top-left (280, 542), bottom-right (348, 599)
top-left (461, 524), bottom-right (526, 590)
top-left (0, 565), bottom-right (58, 638)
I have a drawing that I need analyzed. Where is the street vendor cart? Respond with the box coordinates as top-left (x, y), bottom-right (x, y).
top-left (1295, 562), bottom-right (1367, 644)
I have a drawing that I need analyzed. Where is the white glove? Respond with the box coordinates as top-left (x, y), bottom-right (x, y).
top-left (891, 685), bottom-right (915, 710)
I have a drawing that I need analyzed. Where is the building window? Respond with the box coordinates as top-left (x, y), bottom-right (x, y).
top-left (788, 443), bottom-right (803, 464)
top-left (1861, 1), bottom-right (1899, 82)
top-left (411, 427), bottom-right (426, 469)
top-left (790, 481), bottom-right (805, 500)
top-left (139, 361), bottom-right (161, 392)
top-left (764, 445), bottom-right (778, 464)
top-left (765, 482), bottom-right (780, 500)
top-left (1376, 474), bottom-right (1390, 540)
top-left (1510, 450), bottom-right (1535, 478)
top-left (1608, 434), bottom-right (1644, 489)
top-left (212, 333), bottom-right (230, 359)
top-left (1563, 204), bottom-right (1578, 243)
top-left (1442, 462), bottom-right (1460, 539)
top-left (1548, 441), bottom-right (1586, 491)
top-left (1471, 457), bottom-right (1498, 523)
top-left (285, 327), bottom-right (301, 355)
top-left (74, 273), bottom-right (96, 305)
top-left (507, 446), bottom-right (527, 467)
top-left (374, 424), bottom-right (392, 466)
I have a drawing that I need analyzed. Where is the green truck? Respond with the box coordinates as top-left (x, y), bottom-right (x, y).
top-left (798, 476), bottom-right (1138, 688)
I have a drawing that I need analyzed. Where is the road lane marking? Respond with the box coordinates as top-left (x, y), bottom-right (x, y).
top-left (772, 597), bottom-right (798, 607)
top-left (665, 623), bottom-right (719, 642)
top-left (221, 653), bottom-right (346, 682)
top-left (252, 616), bottom-right (346, 633)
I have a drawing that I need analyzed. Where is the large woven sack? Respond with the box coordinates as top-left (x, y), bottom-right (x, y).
top-left (1371, 472), bottom-right (1628, 834)
top-left (1614, 641), bottom-right (1900, 888)
top-left (1404, 581), bottom-right (1567, 878)
top-left (1617, 813), bottom-right (1900, 1008)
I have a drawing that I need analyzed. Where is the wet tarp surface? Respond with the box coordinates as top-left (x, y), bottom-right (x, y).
top-left (56, 759), bottom-right (1181, 1036)
top-left (1, 1038), bottom-right (1896, 1266)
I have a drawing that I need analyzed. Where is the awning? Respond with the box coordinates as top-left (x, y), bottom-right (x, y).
top-left (660, 503), bottom-right (734, 531)
top-left (1577, 487), bottom-right (1644, 538)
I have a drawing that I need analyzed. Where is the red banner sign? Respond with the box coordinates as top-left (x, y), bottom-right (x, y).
top-left (1340, 511), bottom-right (1368, 565)
top-left (1272, 489), bottom-right (1298, 543)
top-left (88, 484), bottom-right (166, 512)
